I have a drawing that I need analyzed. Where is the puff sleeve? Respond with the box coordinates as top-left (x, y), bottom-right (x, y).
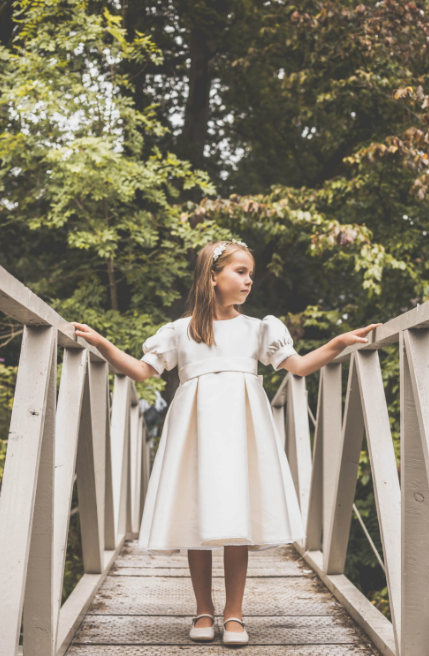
top-left (141, 322), bottom-right (178, 376)
top-left (258, 315), bottom-right (298, 370)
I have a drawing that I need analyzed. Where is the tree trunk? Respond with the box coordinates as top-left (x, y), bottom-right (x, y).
top-left (179, 27), bottom-right (216, 169)
top-left (0, 0), bottom-right (16, 47)
top-left (107, 258), bottom-right (119, 311)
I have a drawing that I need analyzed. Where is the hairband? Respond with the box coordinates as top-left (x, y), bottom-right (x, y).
top-left (213, 239), bottom-right (248, 262)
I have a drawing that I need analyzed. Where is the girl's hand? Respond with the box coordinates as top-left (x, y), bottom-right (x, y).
top-left (335, 323), bottom-right (383, 350)
top-left (72, 322), bottom-right (103, 348)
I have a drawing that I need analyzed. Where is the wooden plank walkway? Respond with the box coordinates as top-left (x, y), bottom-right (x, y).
top-left (66, 542), bottom-right (381, 655)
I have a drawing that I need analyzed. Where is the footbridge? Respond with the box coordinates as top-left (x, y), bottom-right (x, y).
top-left (0, 264), bottom-right (427, 656)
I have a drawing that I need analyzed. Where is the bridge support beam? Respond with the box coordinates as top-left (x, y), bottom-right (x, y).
top-left (0, 326), bottom-right (57, 656)
top-left (401, 329), bottom-right (429, 656)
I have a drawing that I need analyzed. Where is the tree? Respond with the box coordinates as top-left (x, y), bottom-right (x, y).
top-left (0, 0), bottom-right (217, 388)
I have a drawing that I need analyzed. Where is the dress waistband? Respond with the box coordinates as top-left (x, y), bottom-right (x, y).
top-left (179, 356), bottom-right (258, 384)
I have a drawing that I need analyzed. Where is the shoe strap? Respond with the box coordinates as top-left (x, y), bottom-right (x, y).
top-left (223, 617), bottom-right (245, 628)
top-left (193, 614), bottom-right (215, 626)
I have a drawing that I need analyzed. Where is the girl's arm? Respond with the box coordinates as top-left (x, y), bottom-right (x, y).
top-left (281, 323), bottom-right (382, 377)
top-left (72, 322), bottom-right (157, 382)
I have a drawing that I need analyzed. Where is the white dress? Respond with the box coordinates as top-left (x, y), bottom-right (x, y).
top-left (138, 313), bottom-right (305, 554)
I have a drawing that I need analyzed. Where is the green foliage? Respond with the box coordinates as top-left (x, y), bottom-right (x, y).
top-left (0, 362), bottom-right (16, 487)
top-left (1, 0), bottom-right (429, 617)
top-left (0, 0), bottom-right (215, 327)
top-left (62, 486), bottom-right (84, 603)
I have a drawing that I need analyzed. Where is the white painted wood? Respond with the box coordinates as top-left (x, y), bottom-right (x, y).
top-left (272, 404), bottom-right (286, 450)
top-left (294, 544), bottom-right (397, 656)
top-left (104, 376), bottom-right (116, 551)
top-left (403, 329), bottom-right (429, 484)
top-left (88, 361), bottom-right (108, 556)
top-left (0, 263), bottom-right (416, 656)
top-left (270, 373), bottom-right (288, 409)
top-left (55, 537), bottom-right (125, 656)
top-left (306, 371), bottom-right (324, 551)
top-left (110, 375), bottom-right (131, 537)
top-left (23, 330), bottom-right (57, 656)
top-left (0, 264), bottom-right (104, 358)
top-left (126, 422), bottom-right (133, 535)
top-left (285, 374), bottom-right (312, 530)
top-left (322, 363), bottom-right (342, 571)
top-left (52, 349), bottom-right (87, 649)
top-left (0, 326), bottom-right (56, 656)
top-left (324, 355), bottom-right (365, 574)
top-left (355, 350), bottom-right (401, 652)
top-left (104, 381), bottom-right (116, 550)
top-left (141, 423), bottom-right (150, 517)
top-left (334, 299), bottom-right (429, 363)
top-left (75, 369), bottom-right (103, 573)
top-left (401, 330), bottom-right (429, 655)
top-left (129, 405), bottom-right (143, 534)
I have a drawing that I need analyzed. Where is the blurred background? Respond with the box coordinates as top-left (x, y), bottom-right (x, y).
top-left (1, 0), bottom-right (428, 617)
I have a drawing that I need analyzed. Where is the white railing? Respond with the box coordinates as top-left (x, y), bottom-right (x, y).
top-left (271, 304), bottom-right (429, 656)
top-left (2, 262), bottom-right (429, 656)
top-left (0, 265), bottom-right (150, 656)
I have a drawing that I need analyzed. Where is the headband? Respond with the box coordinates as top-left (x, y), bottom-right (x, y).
top-left (213, 239), bottom-right (248, 262)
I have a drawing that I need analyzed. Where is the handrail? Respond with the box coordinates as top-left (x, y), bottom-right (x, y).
top-left (2, 264), bottom-right (429, 656)
top-left (0, 266), bottom-right (150, 656)
top-left (271, 305), bottom-right (429, 656)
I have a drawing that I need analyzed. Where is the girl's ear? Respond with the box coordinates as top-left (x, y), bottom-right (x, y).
top-left (211, 270), bottom-right (217, 287)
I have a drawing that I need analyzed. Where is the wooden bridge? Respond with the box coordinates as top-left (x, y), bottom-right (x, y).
top-left (67, 542), bottom-right (379, 655)
top-left (1, 263), bottom-right (429, 656)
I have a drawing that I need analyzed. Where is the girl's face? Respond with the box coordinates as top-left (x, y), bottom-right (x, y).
top-left (212, 250), bottom-right (254, 306)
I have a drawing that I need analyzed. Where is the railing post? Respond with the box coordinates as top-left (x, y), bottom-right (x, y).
top-left (306, 364), bottom-right (342, 554)
top-left (323, 354), bottom-right (365, 574)
top-left (285, 374), bottom-right (312, 532)
top-left (52, 348), bottom-right (87, 649)
top-left (141, 422), bottom-right (150, 513)
top-left (87, 359), bottom-right (109, 558)
top-left (23, 328), bottom-right (58, 656)
top-left (355, 350), bottom-right (401, 652)
top-left (321, 363), bottom-right (342, 565)
top-left (75, 365), bottom-right (103, 573)
top-left (130, 404), bottom-right (144, 534)
top-left (0, 326), bottom-right (57, 656)
top-left (401, 329), bottom-right (429, 656)
top-left (104, 381), bottom-right (116, 550)
top-left (110, 375), bottom-right (131, 540)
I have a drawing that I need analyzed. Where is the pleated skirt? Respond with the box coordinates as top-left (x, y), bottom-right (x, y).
top-left (138, 372), bottom-right (305, 554)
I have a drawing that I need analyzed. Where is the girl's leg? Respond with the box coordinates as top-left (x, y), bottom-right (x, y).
top-left (223, 545), bottom-right (248, 632)
top-left (188, 549), bottom-right (215, 628)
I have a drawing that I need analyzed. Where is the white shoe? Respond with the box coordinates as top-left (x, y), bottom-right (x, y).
top-left (223, 617), bottom-right (249, 646)
top-left (189, 614), bottom-right (215, 642)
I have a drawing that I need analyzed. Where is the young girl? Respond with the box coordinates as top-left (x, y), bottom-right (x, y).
top-left (73, 240), bottom-right (380, 646)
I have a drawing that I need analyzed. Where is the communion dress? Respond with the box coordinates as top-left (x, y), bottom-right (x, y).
top-left (138, 313), bottom-right (305, 554)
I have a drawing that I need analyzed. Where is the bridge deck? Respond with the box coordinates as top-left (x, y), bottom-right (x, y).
top-left (66, 542), bottom-right (380, 655)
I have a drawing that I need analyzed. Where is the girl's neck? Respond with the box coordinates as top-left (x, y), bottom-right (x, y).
top-left (213, 303), bottom-right (240, 321)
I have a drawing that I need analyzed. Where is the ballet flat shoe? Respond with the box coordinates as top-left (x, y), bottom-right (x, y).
top-left (189, 614), bottom-right (215, 642)
top-left (223, 617), bottom-right (249, 646)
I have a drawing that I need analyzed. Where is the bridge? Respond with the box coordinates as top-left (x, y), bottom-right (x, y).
top-left (0, 264), bottom-right (427, 656)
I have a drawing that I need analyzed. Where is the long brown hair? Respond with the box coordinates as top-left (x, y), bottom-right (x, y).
top-left (185, 241), bottom-right (254, 346)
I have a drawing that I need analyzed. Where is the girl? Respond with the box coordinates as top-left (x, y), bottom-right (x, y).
top-left (73, 240), bottom-right (381, 646)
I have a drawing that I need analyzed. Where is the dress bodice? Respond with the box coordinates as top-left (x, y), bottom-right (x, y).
top-left (141, 314), bottom-right (297, 384)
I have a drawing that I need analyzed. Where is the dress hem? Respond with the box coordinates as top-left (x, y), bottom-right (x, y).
top-left (137, 535), bottom-right (307, 554)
